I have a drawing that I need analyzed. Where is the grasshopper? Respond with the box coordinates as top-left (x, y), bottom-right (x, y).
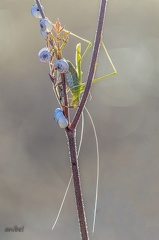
top-left (46, 19), bottom-right (117, 108)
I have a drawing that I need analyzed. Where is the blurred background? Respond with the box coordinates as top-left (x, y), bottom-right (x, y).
top-left (0, 0), bottom-right (159, 239)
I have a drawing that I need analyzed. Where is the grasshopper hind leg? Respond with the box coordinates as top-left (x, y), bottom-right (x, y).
top-left (92, 40), bottom-right (117, 83)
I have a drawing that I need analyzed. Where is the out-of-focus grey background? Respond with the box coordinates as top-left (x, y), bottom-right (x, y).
top-left (0, 0), bottom-right (159, 239)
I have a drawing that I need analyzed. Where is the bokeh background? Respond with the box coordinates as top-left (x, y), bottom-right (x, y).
top-left (0, 0), bottom-right (159, 239)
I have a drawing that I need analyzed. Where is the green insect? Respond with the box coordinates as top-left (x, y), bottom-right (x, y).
top-left (47, 19), bottom-right (117, 108)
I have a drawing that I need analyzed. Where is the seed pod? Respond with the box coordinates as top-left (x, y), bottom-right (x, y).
top-left (38, 47), bottom-right (51, 62)
top-left (40, 29), bottom-right (48, 39)
top-left (54, 108), bottom-right (68, 128)
top-left (54, 108), bottom-right (63, 122)
top-left (54, 59), bottom-right (69, 73)
top-left (31, 4), bottom-right (44, 19)
top-left (40, 18), bottom-right (52, 32)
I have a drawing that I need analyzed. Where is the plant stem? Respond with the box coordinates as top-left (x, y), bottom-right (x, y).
top-left (70, 0), bottom-right (108, 130)
top-left (61, 74), bottom-right (69, 122)
top-left (65, 1), bottom-right (108, 239)
top-left (35, 0), bottom-right (46, 18)
top-left (65, 128), bottom-right (89, 240)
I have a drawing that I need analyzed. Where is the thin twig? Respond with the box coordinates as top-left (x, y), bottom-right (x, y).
top-left (61, 73), bottom-right (69, 122)
top-left (35, 0), bottom-right (46, 18)
top-left (65, 1), bottom-right (108, 239)
top-left (65, 128), bottom-right (89, 240)
top-left (70, 0), bottom-right (108, 130)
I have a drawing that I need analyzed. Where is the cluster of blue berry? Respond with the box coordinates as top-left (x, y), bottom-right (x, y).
top-left (31, 1), bottom-right (69, 128)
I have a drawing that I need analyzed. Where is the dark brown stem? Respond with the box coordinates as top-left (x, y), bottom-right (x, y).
top-left (64, 1), bottom-right (108, 238)
top-left (70, 0), bottom-right (108, 130)
top-left (61, 73), bottom-right (69, 121)
top-left (35, 0), bottom-right (46, 18)
top-left (65, 128), bottom-right (89, 240)
top-left (64, 2), bottom-right (108, 238)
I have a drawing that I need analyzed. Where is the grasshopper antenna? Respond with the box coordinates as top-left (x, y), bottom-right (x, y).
top-left (84, 107), bottom-right (99, 235)
top-left (52, 111), bottom-right (84, 230)
top-left (51, 175), bottom-right (72, 230)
